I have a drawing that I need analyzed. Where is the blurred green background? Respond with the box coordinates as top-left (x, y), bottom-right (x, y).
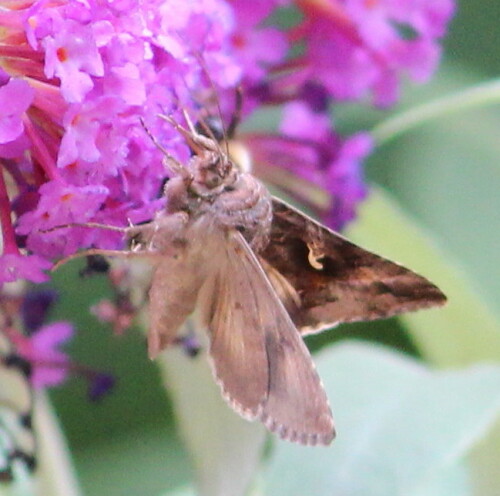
top-left (43, 2), bottom-right (500, 495)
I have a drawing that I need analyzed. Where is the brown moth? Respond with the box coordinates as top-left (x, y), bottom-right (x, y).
top-left (51, 111), bottom-right (446, 446)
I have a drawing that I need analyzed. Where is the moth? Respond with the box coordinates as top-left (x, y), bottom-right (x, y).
top-left (51, 111), bottom-right (446, 446)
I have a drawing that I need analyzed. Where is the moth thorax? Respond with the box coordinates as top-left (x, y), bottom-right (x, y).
top-left (215, 173), bottom-right (273, 252)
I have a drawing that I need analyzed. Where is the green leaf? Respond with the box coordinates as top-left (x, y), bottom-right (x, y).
top-left (158, 340), bottom-right (267, 496)
top-left (265, 342), bottom-right (500, 496)
top-left (346, 186), bottom-right (500, 367)
top-left (410, 460), bottom-right (471, 496)
top-left (161, 486), bottom-right (196, 496)
top-left (371, 78), bottom-right (500, 146)
top-left (73, 425), bottom-right (189, 496)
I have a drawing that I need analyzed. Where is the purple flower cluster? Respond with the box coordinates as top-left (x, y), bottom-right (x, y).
top-left (288, 0), bottom-right (455, 106)
top-left (10, 320), bottom-right (73, 389)
top-left (0, 0), bottom-right (455, 285)
top-left (1, 288), bottom-right (114, 395)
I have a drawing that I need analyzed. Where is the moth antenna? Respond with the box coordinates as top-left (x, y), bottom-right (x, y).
top-left (190, 50), bottom-right (230, 156)
top-left (139, 117), bottom-right (191, 179)
top-left (180, 107), bottom-right (198, 136)
top-left (158, 112), bottom-right (218, 158)
top-left (51, 248), bottom-right (158, 272)
top-left (226, 86), bottom-right (243, 140)
top-left (196, 113), bottom-right (225, 153)
top-left (183, 107), bottom-right (224, 156)
top-left (167, 33), bottom-right (229, 150)
top-left (168, 49), bottom-right (228, 157)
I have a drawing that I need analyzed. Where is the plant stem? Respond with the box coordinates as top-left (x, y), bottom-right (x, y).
top-left (372, 78), bottom-right (500, 146)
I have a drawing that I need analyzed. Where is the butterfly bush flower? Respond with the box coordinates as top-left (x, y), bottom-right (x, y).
top-left (0, 0), bottom-right (454, 287)
top-left (242, 98), bottom-right (372, 229)
top-left (257, 0), bottom-right (455, 106)
top-left (9, 321), bottom-right (73, 389)
top-left (0, 0), bottom-right (237, 285)
top-left (1, 288), bottom-right (114, 397)
top-left (1, 288), bottom-right (71, 388)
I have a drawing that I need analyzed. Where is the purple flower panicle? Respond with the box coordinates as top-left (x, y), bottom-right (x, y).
top-left (244, 101), bottom-right (372, 229)
top-left (1, 290), bottom-right (114, 395)
top-left (277, 0), bottom-right (455, 106)
top-left (0, 0), bottom-right (454, 285)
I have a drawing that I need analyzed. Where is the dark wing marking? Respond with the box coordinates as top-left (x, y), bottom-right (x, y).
top-left (262, 198), bottom-right (447, 334)
top-left (200, 231), bottom-right (335, 444)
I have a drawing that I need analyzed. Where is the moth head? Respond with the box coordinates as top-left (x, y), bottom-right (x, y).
top-left (156, 110), bottom-right (239, 193)
top-left (190, 146), bottom-right (235, 191)
top-left (194, 113), bottom-right (253, 174)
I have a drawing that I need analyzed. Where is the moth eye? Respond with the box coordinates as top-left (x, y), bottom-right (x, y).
top-left (205, 171), bottom-right (222, 188)
top-left (195, 116), bottom-right (224, 142)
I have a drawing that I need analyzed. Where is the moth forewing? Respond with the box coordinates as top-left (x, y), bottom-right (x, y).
top-left (148, 257), bottom-right (203, 359)
top-left (262, 198), bottom-right (447, 334)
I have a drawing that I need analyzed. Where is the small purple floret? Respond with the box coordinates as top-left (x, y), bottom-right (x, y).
top-left (88, 373), bottom-right (115, 402)
top-left (21, 289), bottom-right (59, 334)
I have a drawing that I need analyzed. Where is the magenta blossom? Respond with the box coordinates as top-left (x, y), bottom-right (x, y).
top-left (0, 0), bottom-right (239, 284)
top-left (242, 101), bottom-right (372, 229)
top-left (8, 321), bottom-right (73, 389)
top-left (0, 78), bottom-right (35, 144)
top-left (275, 0), bottom-right (455, 106)
top-left (0, 253), bottom-right (52, 284)
top-left (1, 288), bottom-right (114, 397)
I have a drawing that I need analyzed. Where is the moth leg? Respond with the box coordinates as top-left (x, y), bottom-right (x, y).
top-left (51, 248), bottom-right (161, 271)
top-left (131, 211), bottom-right (190, 253)
top-left (41, 222), bottom-right (129, 234)
top-left (41, 221), bottom-right (163, 238)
